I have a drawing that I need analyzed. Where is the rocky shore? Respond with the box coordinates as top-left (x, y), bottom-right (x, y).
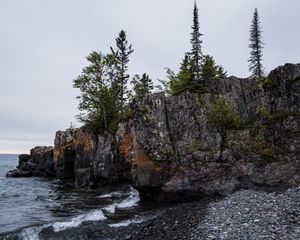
top-left (111, 187), bottom-right (300, 240)
top-left (4, 63), bottom-right (300, 239)
top-left (11, 186), bottom-right (296, 240)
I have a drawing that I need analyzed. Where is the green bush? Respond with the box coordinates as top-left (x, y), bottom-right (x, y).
top-left (207, 97), bottom-right (241, 133)
top-left (261, 76), bottom-right (275, 89)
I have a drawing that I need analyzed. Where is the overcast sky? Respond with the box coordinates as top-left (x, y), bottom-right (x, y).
top-left (0, 0), bottom-right (299, 153)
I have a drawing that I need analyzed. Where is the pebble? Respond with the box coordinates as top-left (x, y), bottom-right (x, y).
top-left (192, 187), bottom-right (300, 239)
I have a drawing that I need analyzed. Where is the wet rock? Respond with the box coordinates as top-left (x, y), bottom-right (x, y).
top-left (18, 154), bottom-right (31, 166)
top-left (6, 169), bottom-right (33, 177)
top-left (6, 146), bottom-right (54, 178)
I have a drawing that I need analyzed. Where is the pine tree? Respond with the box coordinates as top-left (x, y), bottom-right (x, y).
top-left (217, 66), bottom-right (227, 79)
top-left (249, 8), bottom-right (264, 78)
top-left (201, 55), bottom-right (218, 81)
top-left (190, 1), bottom-right (203, 83)
top-left (110, 30), bottom-right (134, 114)
top-left (201, 55), bottom-right (228, 81)
top-left (140, 73), bottom-right (154, 94)
top-left (178, 53), bottom-right (192, 83)
top-left (131, 73), bottom-right (154, 97)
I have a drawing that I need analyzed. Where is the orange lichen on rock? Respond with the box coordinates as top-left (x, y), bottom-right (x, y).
top-left (119, 132), bottom-right (134, 161)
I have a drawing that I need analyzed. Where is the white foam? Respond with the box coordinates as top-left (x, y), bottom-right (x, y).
top-left (103, 204), bottom-right (117, 213)
top-left (98, 191), bottom-right (123, 199)
top-left (109, 218), bottom-right (143, 228)
top-left (20, 187), bottom-right (140, 238)
top-left (102, 187), bottom-right (140, 214)
top-left (52, 209), bottom-right (106, 232)
top-left (115, 187), bottom-right (140, 209)
top-left (20, 224), bottom-right (50, 240)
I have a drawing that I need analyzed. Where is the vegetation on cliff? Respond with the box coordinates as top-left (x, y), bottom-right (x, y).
top-left (73, 3), bottom-right (266, 133)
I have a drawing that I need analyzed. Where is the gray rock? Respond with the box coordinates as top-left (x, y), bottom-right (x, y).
top-left (6, 146), bottom-right (54, 178)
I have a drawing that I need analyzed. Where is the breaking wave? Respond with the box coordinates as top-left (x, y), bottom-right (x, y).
top-left (19, 186), bottom-right (140, 239)
top-left (52, 209), bottom-right (106, 232)
top-left (102, 187), bottom-right (140, 213)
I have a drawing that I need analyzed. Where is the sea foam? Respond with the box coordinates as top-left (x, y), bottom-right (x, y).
top-left (52, 209), bottom-right (106, 232)
top-left (102, 187), bottom-right (140, 213)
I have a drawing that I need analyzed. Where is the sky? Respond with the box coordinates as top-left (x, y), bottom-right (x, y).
top-left (0, 0), bottom-right (299, 153)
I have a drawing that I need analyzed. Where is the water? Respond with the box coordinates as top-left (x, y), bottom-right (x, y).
top-left (0, 154), bottom-right (162, 239)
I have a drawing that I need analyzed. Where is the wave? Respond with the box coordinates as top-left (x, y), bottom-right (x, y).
top-left (102, 187), bottom-right (140, 214)
top-left (19, 186), bottom-right (140, 239)
top-left (20, 209), bottom-right (106, 239)
top-left (52, 209), bottom-right (106, 232)
top-left (109, 218), bottom-right (144, 228)
top-left (21, 225), bottom-right (50, 240)
top-left (109, 212), bottom-right (159, 228)
top-left (97, 191), bottom-right (123, 199)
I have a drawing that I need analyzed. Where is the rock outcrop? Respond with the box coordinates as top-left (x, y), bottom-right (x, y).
top-left (53, 127), bottom-right (130, 188)
top-left (6, 146), bottom-right (55, 177)
top-left (8, 63), bottom-right (300, 201)
top-left (125, 63), bottom-right (300, 200)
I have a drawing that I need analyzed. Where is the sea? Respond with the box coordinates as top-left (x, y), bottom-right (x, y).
top-left (0, 154), bottom-right (162, 240)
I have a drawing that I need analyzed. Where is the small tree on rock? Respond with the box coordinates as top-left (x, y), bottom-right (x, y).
top-left (131, 73), bottom-right (154, 97)
top-left (110, 30), bottom-right (134, 114)
top-left (201, 55), bottom-right (227, 82)
top-left (248, 8), bottom-right (264, 78)
top-left (190, 1), bottom-right (203, 83)
top-left (73, 51), bottom-right (118, 132)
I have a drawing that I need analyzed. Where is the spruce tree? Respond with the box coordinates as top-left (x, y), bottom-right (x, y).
top-left (190, 1), bottom-right (203, 83)
top-left (110, 30), bottom-right (134, 114)
top-left (131, 73), bottom-right (153, 97)
top-left (178, 53), bottom-right (192, 83)
top-left (248, 8), bottom-right (264, 78)
top-left (140, 73), bottom-right (154, 94)
top-left (201, 55), bottom-right (228, 81)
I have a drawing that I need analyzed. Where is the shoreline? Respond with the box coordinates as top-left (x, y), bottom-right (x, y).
top-left (1, 186), bottom-right (300, 239)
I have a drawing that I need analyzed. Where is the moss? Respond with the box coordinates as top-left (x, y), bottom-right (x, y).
top-left (261, 76), bottom-right (275, 89)
top-left (247, 137), bottom-right (285, 167)
top-left (258, 105), bottom-right (271, 121)
top-left (140, 105), bottom-right (149, 115)
top-left (207, 97), bottom-right (242, 133)
top-left (263, 111), bottom-right (299, 126)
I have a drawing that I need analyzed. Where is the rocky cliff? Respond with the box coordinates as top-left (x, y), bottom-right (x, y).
top-left (7, 63), bottom-right (300, 201)
top-left (127, 63), bottom-right (300, 200)
top-left (6, 146), bottom-right (55, 177)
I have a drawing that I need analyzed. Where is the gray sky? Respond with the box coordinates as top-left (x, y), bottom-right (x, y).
top-left (0, 0), bottom-right (299, 153)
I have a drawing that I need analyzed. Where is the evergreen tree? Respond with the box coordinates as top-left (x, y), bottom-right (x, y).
top-left (190, 1), bottom-right (203, 82)
top-left (201, 55), bottom-right (218, 81)
top-left (217, 66), bottom-right (228, 79)
top-left (110, 30), bottom-right (134, 114)
top-left (248, 8), bottom-right (264, 78)
top-left (131, 73), bottom-right (154, 97)
top-left (140, 73), bottom-right (154, 94)
top-left (177, 53), bottom-right (192, 83)
top-left (201, 55), bottom-right (227, 81)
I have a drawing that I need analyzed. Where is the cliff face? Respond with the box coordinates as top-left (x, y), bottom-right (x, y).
top-left (14, 63), bottom-right (298, 201)
top-left (126, 63), bottom-right (300, 200)
top-left (53, 127), bottom-right (130, 188)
